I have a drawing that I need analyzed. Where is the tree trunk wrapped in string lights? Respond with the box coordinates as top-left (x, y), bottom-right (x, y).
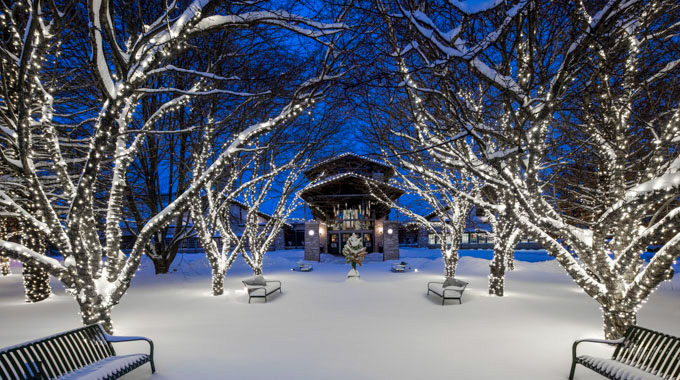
top-left (238, 152), bottom-right (314, 277)
top-left (0, 257), bottom-right (9, 276)
top-left (485, 209), bottom-right (520, 297)
top-left (0, 215), bottom-right (51, 301)
top-left (378, 0), bottom-right (680, 338)
top-left (367, 152), bottom-right (476, 278)
top-left (0, 0), bottom-right (347, 332)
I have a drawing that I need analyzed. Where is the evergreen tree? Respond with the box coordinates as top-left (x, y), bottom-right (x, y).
top-left (342, 234), bottom-right (367, 271)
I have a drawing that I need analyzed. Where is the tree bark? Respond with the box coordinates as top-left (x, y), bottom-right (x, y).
top-left (23, 264), bottom-right (51, 302)
top-left (211, 267), bottom-right (225, 296)
top-left (152, 258), bottom-right (173, 274)
top-left (79, 301), bottom-right (114, 334)
top-left (21, 219), bottom-right (51, 302)
top-left (253, 267), bottom-right (263, 276)
top-left (444, 254), bottom-right (458, 278)
top-left (602, 304), bottom-right (637, 339)
top-left (489, 252), bottom-right (506, 296)
top-left (0, 257), bottom-right (10, 276)
top-left (150, 240), bottom-right (179, 274)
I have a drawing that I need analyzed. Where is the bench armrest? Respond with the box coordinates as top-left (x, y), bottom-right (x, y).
top-left (443, 287), bottom-right (464, 295)
top-left (428, 281), bottom-right (444, 287)
top-left (572, 337), bottom-right (625, 361)
top-left (265, 280), bottom-right (281, 287)
top-left (103, 333), bottom-right (154, 362)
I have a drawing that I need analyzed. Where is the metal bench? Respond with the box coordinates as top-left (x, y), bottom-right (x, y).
top-left (427, 278), bottom-right (468, 305)
top-left (569, 325), bottom-right (680, 379)
top-left (242, 278), bottom-right (282, 303)
top-left (292, 262), bottom-right (313, 272)
top-left (391, 261), bottom-right (408, 272)
top-left (0, 324), bottom-right (155, 380)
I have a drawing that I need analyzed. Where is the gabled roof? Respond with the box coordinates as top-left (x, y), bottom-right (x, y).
top-left (303, 152), bottom-right (394, 178)
top-left (299, 172), bottom-right (404, 195)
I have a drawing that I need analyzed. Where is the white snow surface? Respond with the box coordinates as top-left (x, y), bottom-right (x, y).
top-left (1, 248), bottom-right (678, 380)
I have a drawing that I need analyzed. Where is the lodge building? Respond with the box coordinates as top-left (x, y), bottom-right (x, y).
top-left (299, 153), bottom-right (404, 261)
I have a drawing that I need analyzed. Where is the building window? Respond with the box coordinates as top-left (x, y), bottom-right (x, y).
top-left (428, 233), bottom-right (437, 245)
top-left (462, 233), bottom-right (469, 244)
top-left (477, 233), bottom-right (486, 244)
top-left (470, 233), bottom-right (477, 244)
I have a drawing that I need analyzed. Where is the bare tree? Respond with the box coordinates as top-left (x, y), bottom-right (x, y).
top-left (0, 0), bottom-right (346, 332)
top-left (379, 0), bottom-right (680, 337)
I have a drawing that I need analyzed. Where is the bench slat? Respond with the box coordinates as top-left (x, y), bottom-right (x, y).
top-left (614, 325), bottom-right (643, 362)
top-left (81, 328), bottom-right (104, 365)
top-left (624, 328), bottom-right (654, 366)
top-left (638, 333), bottom-right (664, 370)
top-left (90, 325), bottom-right (115, 358)
top-left (643, 335), bottom-right (669, 373)
top-left (4, 351), bottom-right (27, 379)
top-left (41, 340), bottom-right (68, 376)
top-left (651, 338), bottom-right (678, 376)
top-left (53, 334), bottom-right (79, 374)
top-left (81, 327), bottom-right (106, 363)
top-left (28, 343), bottom-right (56, 378)
top-left (670, 350), bottom-right (680, 380)
top-left (0, 354), bottom-right (17, 380)
top-left (70, 331), bottom-right (98, 369)
top-left (628, 329), bottom-right (655, 366)
top-left (58, 335), bottom-right (86, 368)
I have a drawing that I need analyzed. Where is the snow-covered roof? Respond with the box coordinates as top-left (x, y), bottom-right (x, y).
top-left (299, 172), bottom-right (404, 195)
top-left (303, 152), bottom-right (392, 175)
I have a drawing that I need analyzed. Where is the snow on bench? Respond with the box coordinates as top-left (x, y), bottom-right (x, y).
top-left (569, 325), bottom-right (680, 380)
top-left (242, 275), bottom-right (282, 303)
top-left (427, 278), bottom-right (468, 305)
top-left (0, 324), bottom-right (155, 380)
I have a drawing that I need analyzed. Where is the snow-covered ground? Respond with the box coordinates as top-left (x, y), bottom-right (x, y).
top-left (1, 248), bottom-right (678, 380)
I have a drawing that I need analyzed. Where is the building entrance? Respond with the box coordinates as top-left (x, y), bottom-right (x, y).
top-left (329, 233), bottom-right (340, 254)
top-left (332, 232), bottom-right (374, 254)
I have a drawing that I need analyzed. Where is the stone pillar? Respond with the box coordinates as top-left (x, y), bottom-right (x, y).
top-left (383, 221), bottom-right (399, 260)
top-left (418, 226), bottom-right (429, 248)
top-left (304, 221), bottom-right (320, 261)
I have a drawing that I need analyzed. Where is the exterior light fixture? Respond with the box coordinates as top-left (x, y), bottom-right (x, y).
top-left (308, 230), bottom-right (315, 236)
top-left (378, 227), bottom-right (383, 234)
top-left (387, 228), bottom-right (393, 235)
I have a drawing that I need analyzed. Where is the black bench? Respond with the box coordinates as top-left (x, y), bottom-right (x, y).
top-left (1, 324), bottom-right (155, 379)
top-left (570, 325), bottom-right (680, 380)
top-left (426, 278), bottom-right (469, 305)
top-left (242, 278), bottom-right (282, 303)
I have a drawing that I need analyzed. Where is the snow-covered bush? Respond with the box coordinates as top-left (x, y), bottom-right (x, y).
top-left (342, 233), bottom-right (367, 271)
